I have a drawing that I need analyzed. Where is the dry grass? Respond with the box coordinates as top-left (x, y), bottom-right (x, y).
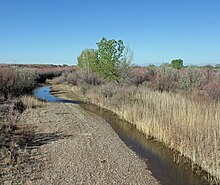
top-left (81, 84), bottom-right (220, 182)
top-left (0, 99), bottom-right (42, 184)
top-left (0, 100), bottom-right (27, 176)
top-left (20, 95), bottom-right (45, 109)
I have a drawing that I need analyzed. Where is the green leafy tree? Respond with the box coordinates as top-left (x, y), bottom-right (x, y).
top-left (77, 49), bottom-right (98, 72)
top-left (171, 59), bottom-right (183, 69)
top-left (77, 38), bottom-right (132, 84)
top-left (77, 49), bottom-right (98, 82)
top-left (96, 37), bottom-right (125, 82)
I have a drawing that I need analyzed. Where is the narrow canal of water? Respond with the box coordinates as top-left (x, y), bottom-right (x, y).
top-left (34, 86), bottom-right (211, 185)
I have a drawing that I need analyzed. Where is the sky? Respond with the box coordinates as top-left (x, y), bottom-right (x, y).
top-left (0, 0), bottom-right (220, 66)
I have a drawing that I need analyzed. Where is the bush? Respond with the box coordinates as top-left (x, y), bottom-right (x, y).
top-left (154, 71), bottom-right (172, 92)
top-left (131, 66), bottom-right (156, 86)
top-left (203, 72), bottom-right (220, 100)
top-left (78, 71), bottom-right (102, 85)
top-left (204, 81), bottom-right (220, 100)
top-left (67, 72), bottom-right (78, 85)
top-left (0, 67), bottom-right (38, 100)
top-left (0, 67), bottom-right (17, 100)
top-left (178, 68), bottom-right (208, 91)
top-left (36, 66), bottom-right (76, 83)
top-left (15, 68), bottom-right (37, 95)
top-left (151, 67), bottom-right (179, 92)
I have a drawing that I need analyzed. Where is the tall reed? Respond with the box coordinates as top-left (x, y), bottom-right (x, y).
top-left (84, 84), bottom-right (220, 182)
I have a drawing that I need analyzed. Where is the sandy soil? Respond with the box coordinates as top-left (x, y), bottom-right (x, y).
top-left (18, 94), bottom-right (160, 184)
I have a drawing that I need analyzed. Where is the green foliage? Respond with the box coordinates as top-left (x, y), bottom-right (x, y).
top-left (77, 49), bottom-right (99, 84)
top-left (96, 37), bottom-right (125, 82)
top-left (77, 49), bottom-right (98, 72)
top-left (77, 37), bottom-right (133, 84)
top-left (171, 59), bottom-right (183, 69)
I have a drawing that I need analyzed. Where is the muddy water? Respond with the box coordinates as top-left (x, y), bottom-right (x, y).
top-left (34, 86), bottom-right (211, 185)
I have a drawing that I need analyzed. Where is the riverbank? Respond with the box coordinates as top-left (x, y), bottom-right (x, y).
top-left (17, 93), bottom-right (159, 184)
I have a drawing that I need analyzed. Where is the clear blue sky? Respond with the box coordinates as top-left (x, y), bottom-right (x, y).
top-left (0, 0), bottom-right (220, 66)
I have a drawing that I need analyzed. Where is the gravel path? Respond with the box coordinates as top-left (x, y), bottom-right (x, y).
top-left (20, 102), bottom-right (160, 184)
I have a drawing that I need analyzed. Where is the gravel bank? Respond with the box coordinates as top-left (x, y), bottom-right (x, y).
top-left (20, 101), bottom-right (159, 184)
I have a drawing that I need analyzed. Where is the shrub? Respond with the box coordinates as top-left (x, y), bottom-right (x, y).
top-left (36, 66), bottom-right (76, 83)
top-left (131, 66), bottom-right (156, 86)
top-left (78, 70), bottom-right (102, 85)
top-left (151, 67), bottom-right (179, 92)
top-left (15, 68), bottom-right (37, 95)
top-left (154, 71), bottom-right (172, 92)
top-left (67, 72), bottom-right (78, 85)
top-left (178, 68), bottom-right (208, 91)
top-left (204, 81), bottom-right (220, 100)
top-left (203, 72), bottom-right (220, 100)
top-left (0, 67), bottom-right (17, 100)
top-left (0, 67), bottom-right (38, 100)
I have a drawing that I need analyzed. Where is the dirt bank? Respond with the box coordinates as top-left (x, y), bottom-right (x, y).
top-left (19, 98), bottom-right (159, 184)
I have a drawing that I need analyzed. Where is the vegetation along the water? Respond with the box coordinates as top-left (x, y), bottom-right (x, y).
top-left (1, 38), bottom-right (220, 183)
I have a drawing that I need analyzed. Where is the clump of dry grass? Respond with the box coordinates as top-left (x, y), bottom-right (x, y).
top-left (0, 100), bottom-right (26, 167)
top-left (83, 84), bottom-right (220, 182)
top-left (0, 99), bottom-right (39, 184)
top-left (20, 95), bottom-right (45, 109)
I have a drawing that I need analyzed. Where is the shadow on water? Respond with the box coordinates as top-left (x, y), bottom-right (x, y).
top-left (34, 86), bottom-right (211, 185)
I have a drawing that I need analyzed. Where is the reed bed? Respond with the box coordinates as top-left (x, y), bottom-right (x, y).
top-left (83, 84), bottom-right (220, 182)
